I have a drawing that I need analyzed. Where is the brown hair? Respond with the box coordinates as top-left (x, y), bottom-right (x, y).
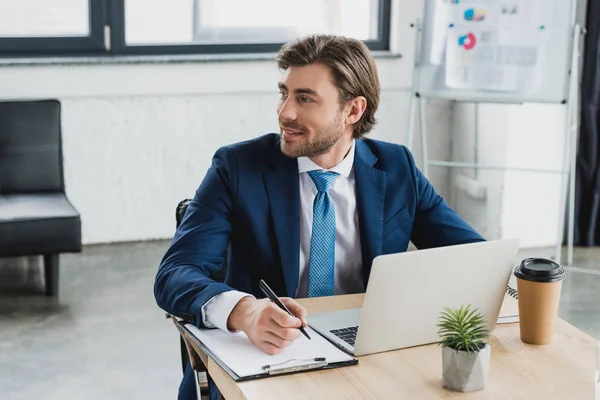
top-left (275, 34), bottom-right (380, 138)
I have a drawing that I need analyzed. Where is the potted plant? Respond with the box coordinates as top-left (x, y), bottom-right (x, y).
top-left (437, 305), bottom-right (491, 392)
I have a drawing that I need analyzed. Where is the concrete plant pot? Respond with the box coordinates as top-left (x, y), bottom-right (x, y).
top-left (442, 344), bottom-right (490, 392)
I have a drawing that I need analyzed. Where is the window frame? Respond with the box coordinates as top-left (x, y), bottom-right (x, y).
top-left (0, 0), bottom-right (392, 58)
top-left (0, 0), bottom-right (107, 57)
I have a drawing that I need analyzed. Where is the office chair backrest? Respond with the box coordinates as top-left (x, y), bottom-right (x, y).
top-left (176, 199), bottom-right (192, 228)
top-left (0, 100), bottom-right (64, 195)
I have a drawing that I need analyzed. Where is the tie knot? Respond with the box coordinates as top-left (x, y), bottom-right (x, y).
top-left (308, 170), bottom-right (340, 193)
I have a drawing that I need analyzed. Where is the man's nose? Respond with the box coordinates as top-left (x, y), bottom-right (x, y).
top-left (278, 97), bottom-right (297, 121)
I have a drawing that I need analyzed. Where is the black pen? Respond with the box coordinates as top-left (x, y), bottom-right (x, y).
top-left (259, 279), bottom-right (311, 340)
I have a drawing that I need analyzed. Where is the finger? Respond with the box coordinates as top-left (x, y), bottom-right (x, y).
top-left (259, 341), bottom-right (284, 355)
top-left (268, 304), bottom-right (301, 328)
top-left (247, 329), bottom-right (287, 354)
top-left (280, 298), bottom-right (308, 325)
top-left (268, 324), bottom-right (302, 342)
top-left (263, 331), bottom-right (294, 349)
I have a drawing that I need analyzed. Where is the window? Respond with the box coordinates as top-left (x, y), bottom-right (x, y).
top-left (0, 0), bottom-right (391, 58)
top-left (0, 0), bottom-right (105, 56)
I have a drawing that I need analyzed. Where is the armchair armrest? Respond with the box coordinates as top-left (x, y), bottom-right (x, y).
top-left (171, 316), bottom-right (208, 374)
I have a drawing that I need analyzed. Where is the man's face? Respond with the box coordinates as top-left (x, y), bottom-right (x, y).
top-left (277, 63), bottom-right (346, 158)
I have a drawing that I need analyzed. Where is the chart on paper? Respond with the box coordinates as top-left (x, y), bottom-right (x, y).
top-left (418, 0), bottom-right (574, 102)
top-left (435, 0), bottom-right (550, 92)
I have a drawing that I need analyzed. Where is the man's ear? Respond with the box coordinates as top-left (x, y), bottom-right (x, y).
top-left (345, 96), bottom-right (367, 126)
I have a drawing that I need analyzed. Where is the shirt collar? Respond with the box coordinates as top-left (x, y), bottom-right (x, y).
top-left (297, 139), bottom-right (355, 178)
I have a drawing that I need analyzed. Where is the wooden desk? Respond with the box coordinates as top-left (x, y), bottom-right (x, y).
top-left (176, 294), bottom-right (596, 399)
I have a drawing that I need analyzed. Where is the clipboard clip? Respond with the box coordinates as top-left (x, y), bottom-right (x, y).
top-left (261, 357), bottom-right (328, 375)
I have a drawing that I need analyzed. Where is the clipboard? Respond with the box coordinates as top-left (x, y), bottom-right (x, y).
top-left (180, 321), bottom-right (358, 381)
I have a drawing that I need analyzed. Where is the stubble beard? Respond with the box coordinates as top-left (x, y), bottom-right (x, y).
top-left (280, 114), bottom-right (344, 159)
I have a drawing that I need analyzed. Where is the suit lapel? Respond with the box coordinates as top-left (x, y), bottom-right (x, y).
top-left (354, 140), bottom-right (386, 285)
top-left (263, 141), bottom-right (300, 297)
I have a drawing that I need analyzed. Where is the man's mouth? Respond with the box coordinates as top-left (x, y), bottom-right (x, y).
top-left (282, 128), bottom-right (304, 136)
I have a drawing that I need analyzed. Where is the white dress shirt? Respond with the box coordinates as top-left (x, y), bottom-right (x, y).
top-left (201, 140), bottom-right (363, 331)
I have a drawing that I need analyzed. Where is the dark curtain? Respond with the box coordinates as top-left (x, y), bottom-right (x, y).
top-left (574, 0), bottom-right (600, 246)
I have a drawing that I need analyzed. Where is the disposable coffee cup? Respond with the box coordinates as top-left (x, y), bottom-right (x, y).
top-left (514, 258), bottom-right (566, 345)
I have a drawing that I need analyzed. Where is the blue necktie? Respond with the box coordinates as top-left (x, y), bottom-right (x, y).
top-left (307, 170), bottom-right (340, 297)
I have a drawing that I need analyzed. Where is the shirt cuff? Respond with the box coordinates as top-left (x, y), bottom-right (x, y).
top-left (201, 290), bottom-right (255, 332)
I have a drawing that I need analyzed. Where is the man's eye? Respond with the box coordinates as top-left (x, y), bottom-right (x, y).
top-left (279, 91), bottom-right (288, 99)
top-left (299, 96), bottom-right (312, 103)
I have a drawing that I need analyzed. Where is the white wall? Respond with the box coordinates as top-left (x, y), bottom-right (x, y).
top-left (58, 89), bottom-right (453, 245)
top-left (450, 103), bottom-right (509, 241)
top-left (0, 0), bottom-right (457, 245)
top-left (450, 103), bottom-right (567, 248)
top-left (500, 103), bottom-right (567, 247)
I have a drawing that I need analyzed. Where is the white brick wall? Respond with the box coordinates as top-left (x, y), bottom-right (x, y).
top-left (58, 90), bottom-right (451, 244)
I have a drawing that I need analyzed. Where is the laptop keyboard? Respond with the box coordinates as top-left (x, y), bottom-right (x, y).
top-left (329, 326), bottom-right (358, 347)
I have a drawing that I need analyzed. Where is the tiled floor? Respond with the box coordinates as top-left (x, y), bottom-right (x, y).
top-left (0, 241), bottom-right (598, 400)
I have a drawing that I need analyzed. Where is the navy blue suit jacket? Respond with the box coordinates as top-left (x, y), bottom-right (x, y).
top-left (156, 133), bottom-right (483, 399)
top-left (155, 133), bottom-right (483, 326)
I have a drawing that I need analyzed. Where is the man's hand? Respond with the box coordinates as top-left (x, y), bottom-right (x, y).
top-left (227, 296), bottom-right (308, 355)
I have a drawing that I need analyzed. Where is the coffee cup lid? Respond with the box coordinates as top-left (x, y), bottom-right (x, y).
top-left (514, 258), bottom-right (565, 283)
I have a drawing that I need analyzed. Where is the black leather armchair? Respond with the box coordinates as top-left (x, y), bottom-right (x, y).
top-left (0, 100), bottom-right (82, 297)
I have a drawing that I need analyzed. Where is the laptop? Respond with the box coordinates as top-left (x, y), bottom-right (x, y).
top-left (307, 239), bottom-right (520, 356)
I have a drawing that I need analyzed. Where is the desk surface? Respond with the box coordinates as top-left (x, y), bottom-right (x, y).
top-left (180, 294), bottom-right (596, 399)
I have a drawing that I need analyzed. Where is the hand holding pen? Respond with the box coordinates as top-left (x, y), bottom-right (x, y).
top-left (259, 279), bottom-right (311, 340)
top-left (226, 280), bottom-right (310, 355)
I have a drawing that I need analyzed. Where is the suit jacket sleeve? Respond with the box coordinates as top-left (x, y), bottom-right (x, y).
top-left (154, 146), bottom-right (237, 328)
top-left (403, 146), bottom-right (485, 248)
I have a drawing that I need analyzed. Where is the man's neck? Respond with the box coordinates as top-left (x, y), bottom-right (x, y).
top-left (308, 137), bottom-right (354, 170)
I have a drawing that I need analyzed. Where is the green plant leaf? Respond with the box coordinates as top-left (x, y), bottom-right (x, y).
top-left (436, 304), bottom-right (489, 353)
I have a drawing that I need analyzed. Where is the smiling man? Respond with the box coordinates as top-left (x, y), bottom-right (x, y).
top-left (155, 34), bottom-right (483, 400)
